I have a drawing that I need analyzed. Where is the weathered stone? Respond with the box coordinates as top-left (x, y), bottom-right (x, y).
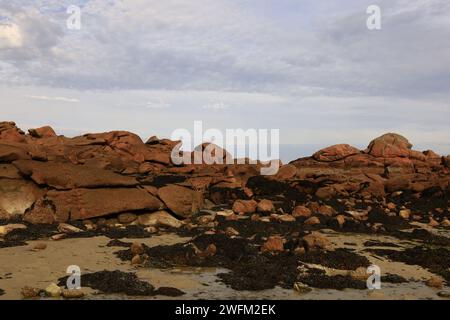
top-left (131, 242), bottom-right (144, 255)
top-left (157, 185), bottom-right (203, 218)
top-left (304, 216), bottom-right (321, 226)
top-left (23, 198), bottom-right (56, 224)
top-left (0, 178), bottom-right (43, 216)
top-left (302, 232), bottom-right (330, 250)
top-left (21, 286), bottom-right (41, 298)
top-left (292, 206), bottom-right (312, 218)
top-left (256, 199), bottom-right (275, 213)
top-left (137, 211), bottom-right (183, 228)
top-left (0, 223), bottom-right (27, 237)
top-left (28, 126), bottom-right (57, 139)
top-left (44, 283), bottom-right (61, 297)
top-left (313, 144), bottom-right (360, 162)
top-left (261, 235), bottom-right (284, 253)
top-left (117, 213), bottom-right (137, 224)
top-left (46, 188), bottom-right (163, 221)
top-left (13, 160), bottom-right (138, 189)
top-left (61, 289), bottom-right (84, 299)
top-left (232, 199), bottom-right (257, 214)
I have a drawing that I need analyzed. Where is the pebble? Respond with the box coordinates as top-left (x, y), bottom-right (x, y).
top-left (21, 286), bottom-right (41, 298)
top-left (304, 216), bottom-right (320, 226)
top-left (131, 254), bottom-right (141, 265)
top-left (32, 243), bottom-right (47, 251)
top-left (293, 282), bottom-right (312, 294)
top-left (130, 242), bottom-right (144, 255)
top-left (45, 283), bottom-right (62, 297)
top-left (437, 291), bottom-right (450, 298)
top-left (61, 289), bottom-right (85, 299)
top-left (425, 276), bottom-right (443, 289)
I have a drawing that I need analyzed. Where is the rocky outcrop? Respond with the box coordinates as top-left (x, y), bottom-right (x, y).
top-left (13, 160), bottom-right (138, 189)
top-left (1, 122), bottom-right (449, 227)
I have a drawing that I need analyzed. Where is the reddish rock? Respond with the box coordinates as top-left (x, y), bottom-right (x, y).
top-left (13, 160), bottom-right (138, 190)
top-left (232, 199), bottom-right (257, 214)
top-left (292, 206), bottom-right (312, 218)
top-left (367, 133), bottom-right (412, 158)
top-left (304, 216), bottom-right (321, 226)
top-left (302, 232), bottom-right (330, 250)
top-left (385, 176), bottom-right (411, 193)
top-left (315, 186), bottom-right (337, 200)
top-left (0, 178), bottom-right (43, 216)
top-left (257, 199), bottom-right (275, 213)
top-left (0, 143), bottom-right (30, 162)
top-left (0, 122), bottom-right (25, 142)
top-left (157, 185), bottom-right (204, 218)
top-left (261, 236), bottom-right (284, 253)
top-left (274, 164), bottom-right (297, 180)
top-left (313, 144), bottom-right (360, 162)
top-left (28, 126), bottom-right (57, 138)
top-left (46, 188), bottom-right (163, 221)
top-left (23, 198), bottom-right (56, 224)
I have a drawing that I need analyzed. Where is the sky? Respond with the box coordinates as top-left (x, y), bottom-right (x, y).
top-left (0, 0), bottom-right (449, 161)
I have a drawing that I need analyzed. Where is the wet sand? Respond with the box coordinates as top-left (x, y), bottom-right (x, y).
top-left (0, 231), bottom-right (448, 300)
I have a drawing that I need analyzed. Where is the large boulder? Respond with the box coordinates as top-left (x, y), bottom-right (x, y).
top-left (44, 188), bottom-right (163, 221)
top-left (0, 178), bottom-right (43, 216)
top-left (366, 133), bottom-right (412, 158)
top-left (28, 126), bottom-right (57, 139)
top-left (157, 185), bottom-right (204, 218)
top-left (0, 122), bottom-right (25, 142)
top-left (13, 160), bottom-right (138, 190)
top-left (313, 144), bottom-right (360, 162)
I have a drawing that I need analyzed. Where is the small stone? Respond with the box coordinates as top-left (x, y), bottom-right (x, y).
top-left (130, 242), bottom-right (144, 255)
top-left (131, 254), bottom-right (141, 265)
top-left (257, 199), bottom-right (275, 213)
top-left (45, 283), bottom-right (62, 297)
top-left (232, 199), bottom-right (257, 214)
top-left (425, 277), bottom-right (443, 289)
top-left (261, 235), bottom-right (284, 253)
top-left (32, 243), bottom-right (47, 251)
top-left (441, 218), bottom-right (450, 227)
top-left (387, 202), bottom-right (396, 210)
top-left (335, 215), bottom-right (346, 228)
top-left (304, 216), bottom-right (320, 226)
top-left (225, 227), bottom-right (240, 237)
top-left (437, 290), bottom-right (450, 298)
top-left (293, 282), bottom-right (312, 294)
top-left (317, 205), bottom-right (336, 216)
top-left (294, 247), bottom-right (306, 255)
top-left (250, 214), bottom-right (260, 221)
top-left (302, 232), bottom-right (330, 250)
top-left (51, 233), bottom-right (66, 241)
top-left (144, 226), bottom-right (158, 233)
top-left (398, 209), bottom-right (410, 219)
top-left (367, 291), bottom-right (385, 300)
top-left (117, 213), bottom-right (137, 224)
top-left (429, 217), bottom-right (439, 227)
top-left (21, 286), bottom-right (40, 298)
top-left (278, 214), bottom-right (296, 222)
top-left (350, 267), bottom-right (369, 280)
top-left (292, 206), bottom-right (312, 218)
top-left (57, 223), bottom-right (82, 234)
top-left (61, 289), bottom-right (84, 299)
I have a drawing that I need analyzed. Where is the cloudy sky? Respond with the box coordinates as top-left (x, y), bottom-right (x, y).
top-left (1, 0), bottom-right (449, 160)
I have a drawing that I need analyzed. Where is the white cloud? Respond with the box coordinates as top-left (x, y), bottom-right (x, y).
top-left (0, 23), bottom-right (22, 48)
top-left (26, 95), bottom-right (79, 103)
